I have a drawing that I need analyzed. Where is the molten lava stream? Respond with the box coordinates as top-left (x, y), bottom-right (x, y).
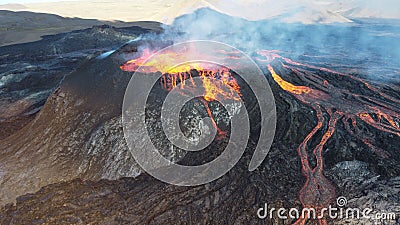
top-left (268, 64), bottom-right (340, 225)
top-left (121, 54), bottom-right (242, 140)
top-left (264, 50), bottom-right (400, 224)
top-left (121, 49), bottom-right (400, 224)
top-left (198, 97), bottom-right (227, 139)
top-left (157, 70), bottom-right (235, 140)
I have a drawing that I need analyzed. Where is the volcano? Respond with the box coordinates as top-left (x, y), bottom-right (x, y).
top-left (1, 8), bottom-right (400, 225)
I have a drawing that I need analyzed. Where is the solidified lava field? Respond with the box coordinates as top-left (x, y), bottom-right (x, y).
top-left (0, 8), bottom-right (400, 225)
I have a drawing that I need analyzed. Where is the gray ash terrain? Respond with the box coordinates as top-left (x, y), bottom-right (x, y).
top-left (1, 8), bottom-right (400, 225)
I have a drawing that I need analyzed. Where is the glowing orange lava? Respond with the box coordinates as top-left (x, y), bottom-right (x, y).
top-left (259, 50), bottom-right (400, 225)
top-left (268, 65), bottom-right (311, 95)
top-left (120, 49), bottom-right (243, 138)
top-left (121, 48), bottom-right (400, 225)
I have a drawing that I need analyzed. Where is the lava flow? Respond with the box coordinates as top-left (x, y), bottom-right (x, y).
top-left (258, 50), bottom-right (400, 225)
top-left (120, 49), bottom-right (243, 138)
top-left (121, 47), bottom-right (400, 224)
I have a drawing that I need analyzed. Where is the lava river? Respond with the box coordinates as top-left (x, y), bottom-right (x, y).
top-left (258, 50), bottom-right (400, 225)
top-left (121, 48), bottom-right (400, 225)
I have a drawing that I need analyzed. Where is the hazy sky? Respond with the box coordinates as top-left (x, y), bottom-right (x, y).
top-left (0, 0), bottom-right (398, 4)
top-left (0, 0), bottom-right (398, 20)
top-left (0, 0), bottom-right (78, 3)
top-left (1, 0), bottom-right (54, 3)
top-left (0, 0), bottom-right (398, 9)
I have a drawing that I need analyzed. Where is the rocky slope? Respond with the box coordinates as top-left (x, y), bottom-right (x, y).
top-left (0, 9), bottom-right (399, 225)
top-left (0, 23), bottom-right (160, 140)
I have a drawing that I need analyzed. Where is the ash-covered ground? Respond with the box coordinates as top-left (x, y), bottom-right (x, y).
top-left (0, 8), bottom-right (399, 225)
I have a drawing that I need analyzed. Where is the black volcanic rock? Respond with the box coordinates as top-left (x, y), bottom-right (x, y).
top-left (1, 44), bottom-right (399, 224)
top-left (1, 13), bottom-right (400, 225)
top-left (0, 38), bottom-right (222, 208)
top-left (0, 48), bottom-right (133, 205)
top-left (1, 167), bottom-right (399, 225)
top-left (0, 24), bottom-right (159, 140)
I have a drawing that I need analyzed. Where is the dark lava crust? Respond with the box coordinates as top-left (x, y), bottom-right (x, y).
top-left (1, 23), bottom-right (400, 225)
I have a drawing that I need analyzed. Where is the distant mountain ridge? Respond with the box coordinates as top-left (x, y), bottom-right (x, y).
top-left (0, 10), bottom-right (162, 46)
top-left (0, 0), bottom-right (398, 25)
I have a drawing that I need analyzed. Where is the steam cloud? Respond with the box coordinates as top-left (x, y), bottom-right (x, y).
top-left (138, 8), bottom-right (400, 81)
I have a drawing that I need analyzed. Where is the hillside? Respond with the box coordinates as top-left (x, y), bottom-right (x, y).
top-left (0, 10), bottom-right (162, 46)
